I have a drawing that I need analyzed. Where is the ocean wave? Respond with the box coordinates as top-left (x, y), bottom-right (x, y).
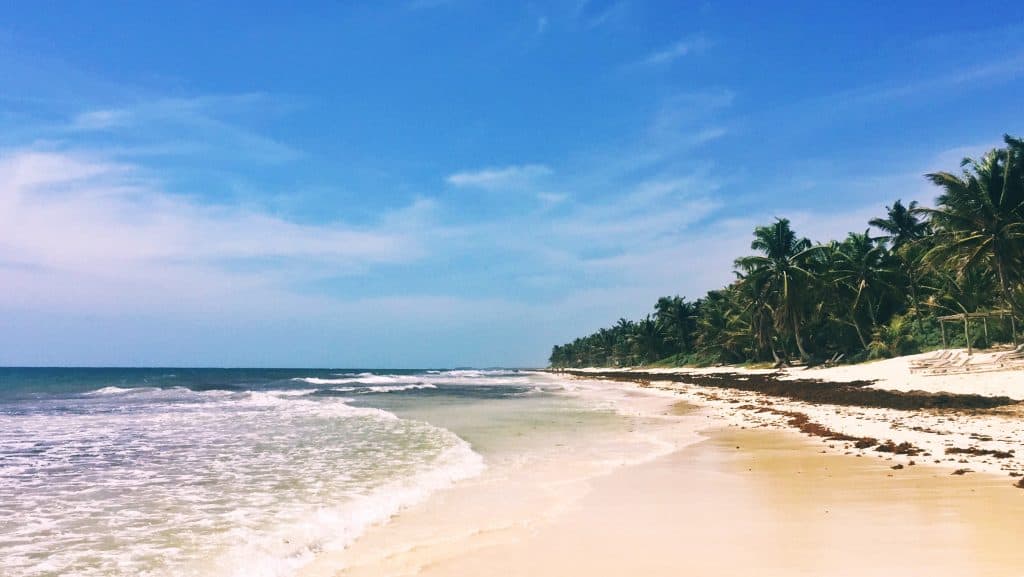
top-left (337, 383), bottom-right (439, 394)
top-left (264, 389), bottom-right (319, 397)
top-left (208, 437), bottom-right (485, 577)
top-left (82, 385), bottom-right (241, 403)
top-left (293, 375), bottom-right (425, 386)
top-left (308, 384), bottom-right (438, 398)
top-left (436, 369), bottom-right (523, 378)
top-left (293, 370), bottom-right (530, 388)
top-left (239, 391), bottom-right (397, 420)
top-left (0, 382), bottom-right (472, 577)
top-left (365, 383), bottom-right (437, 393)
top-left (84, 386), bottom-right (161, 396)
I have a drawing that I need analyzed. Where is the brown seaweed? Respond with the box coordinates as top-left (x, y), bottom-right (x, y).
top-left (554, 369), bottom-right (1018, 411)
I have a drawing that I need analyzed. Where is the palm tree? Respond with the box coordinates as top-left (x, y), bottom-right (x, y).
top-left (924, 267), bottom-right (998, 319)
top-left (612, 318), bottom-right (635, 366)
top-left (694, 287), bottom-right (751, 363)
top-left (734, 218), bottom-right (822, 362)
top-left (869, 200), bottom-right (930, 250)
top-left (916, 136), bottom-right (1024, 323)
top-left (871, 200), bottom-right (934, 330)
top-left (631, 315), bottom-right (665, 364)
top-left (654, 295), bottom-right (697, 357)
top-left (827, 231), bottom-right (898, 350)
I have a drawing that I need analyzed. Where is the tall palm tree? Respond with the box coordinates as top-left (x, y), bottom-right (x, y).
top-left (694, 287), bottom-right (751, 363)
top-left (654, 295), bottom-right (697, 356)
top-left (631, 315), bottom-right (665, 364)
top-left (871, 200), bottom-right (934, 329)
top-left (585, 328), bottom-right (612, 366)
top-left (828, 231), bottom-right (898, 350)
top-left (925, 267), bottom-right (998, 318)
top-left (735, 218), bottom-right (822, 362)
top-left (869, 200), bottom-right (930, 250)
top-left (916, 136), bottom-right (1024, 321)
top-left (612, 318), bottom-right (635, 366)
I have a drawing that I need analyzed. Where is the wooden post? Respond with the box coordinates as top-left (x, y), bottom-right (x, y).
top-left (940, 320), bottom-right (947, 349)
top-left (983, 317), bottom-right (989, 348)
top-left (964, 317), bottom-right (972, 355)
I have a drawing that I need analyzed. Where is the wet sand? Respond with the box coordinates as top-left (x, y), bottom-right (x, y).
top-left (304, 403), bottom-right (1024, 576)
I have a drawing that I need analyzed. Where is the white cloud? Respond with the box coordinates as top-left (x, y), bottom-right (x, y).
top-left (560, 199), bottom-right (910, 317)
top-left (792, 51), bottom-right (1024, 114)
top-left (62, 96), bottom-right (303, 165)
top-left (0, 151), bottom-right (124, 189)
top-left (642, 36), bottom-right (709, 66)
top-left (578, 219), bottom-right (752, 293)
top-left (927, 142), bottom-right (1000, 173)
top-left (0, 150), bottom-right (424, 313)
top-left (574, 0), bottom-right (628, 29)
top-left (71, 108), bottom-right (132, 131)
top-left (536, 191), bottom-right (567, 205)
top-left (446, 164), bottom-right (552, 190)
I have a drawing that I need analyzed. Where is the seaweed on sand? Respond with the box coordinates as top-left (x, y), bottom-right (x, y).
top-left (945, 447), bottom-right (1015, 459)
top-left (558, 369), bottom-right (1017, 411)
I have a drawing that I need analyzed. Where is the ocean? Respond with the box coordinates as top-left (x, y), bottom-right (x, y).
top-left (0, 368), bottom-right (684, 577)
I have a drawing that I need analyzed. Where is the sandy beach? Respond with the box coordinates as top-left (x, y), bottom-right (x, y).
top-left (301, 356), bottom-right (1024, 576)
top-left (386, 431), bottom-right (1024, 577)
top-left (570, 348), bottom-right (1024, 478)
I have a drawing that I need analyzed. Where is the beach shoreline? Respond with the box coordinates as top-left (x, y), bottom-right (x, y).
top-left (556, 349), bottom-right (1024, 481)
top-left (305, 363), bottom-right (1024, 576)
top-left (298, 376), bottom-right (710, 577)
top-left (421, 427), bottom-right (1024, 577)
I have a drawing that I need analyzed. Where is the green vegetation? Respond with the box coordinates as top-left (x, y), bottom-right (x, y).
top-left (549, 135), bottom-right (1024, 368)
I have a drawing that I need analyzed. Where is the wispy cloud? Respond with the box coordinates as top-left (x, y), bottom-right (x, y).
top-left (856, 51), bottom-right (1024, 104)
top-left (574, 0), bottom-right (628, 29)
top-left (60, 94), bottom-right (303, 165)
top-left (0, 149), bottom-right (424, 313)
top-left (536, 191), bottom-right (567, 206)
top-left (536, 16), bottom-right (549, 35)
top-left (641, 35), bottom-right (710, 66)
top-left (770, 50), bottom-right (1024, 122)
top-left (70, 108), bottom-right (131, 131)
top-left (554, 176), bottom-right (721, 249)
top-left (927, 142), bottom-right (1001, 173)
top-left (574, 89), bottom-right (733, 179)
top-left (446, 164), bottom-right (552, 190)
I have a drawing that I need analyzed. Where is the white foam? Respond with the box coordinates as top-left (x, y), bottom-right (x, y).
top-left (362, 384), bottom-right (438, 393)
top-left (294, 375), bottom-right (425, 385)
top-left (210, 440), bottom-right (485, 577)
top-left (294, 371), bottom-right (531, 388)
top-left (84, 385), bottom-right (160, 396)
top-left (322, 383), bottom-right (438, 393)
top-left (0, 385), bottom-right (481, 577)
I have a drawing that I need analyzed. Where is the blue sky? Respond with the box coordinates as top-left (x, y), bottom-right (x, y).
top-left (1, 1), bottom-right (1023, 367)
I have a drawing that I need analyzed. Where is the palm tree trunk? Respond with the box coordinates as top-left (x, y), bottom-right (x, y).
top-left (909, 278), bottom-right (924, 333)
top-left (995, 259), bottom-right (1020, 345)
top-left (850, 320), bottom-right (869, 350)
top-left (995, 258), bottom-right (1016, 316)
top-left (792, 316), bottom-right (810, 361)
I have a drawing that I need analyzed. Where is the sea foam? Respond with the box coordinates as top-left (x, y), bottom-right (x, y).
top-left (0, 380), bottom-right (484, 577)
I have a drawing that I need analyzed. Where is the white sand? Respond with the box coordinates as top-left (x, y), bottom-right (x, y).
top-left (302, 379), bottom-right (1024, 577)
top-left (575, 347), bottom-right (1024, 398)
top-left (785, 348), bottom-right (1024, 398)
top-left (572, 350), bottom-right (1024, 478)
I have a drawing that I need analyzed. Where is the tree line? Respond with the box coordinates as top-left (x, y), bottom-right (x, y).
top-left (550, 135), bottom-right (1024, 368)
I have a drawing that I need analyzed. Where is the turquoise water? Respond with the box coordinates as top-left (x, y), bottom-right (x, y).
top-left (0, 368), bottom-right (548, 577)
